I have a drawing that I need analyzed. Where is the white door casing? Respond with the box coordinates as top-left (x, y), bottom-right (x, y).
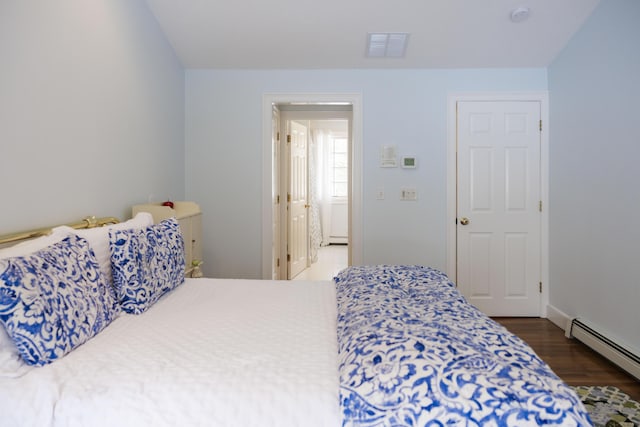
top-left (456, 100), bottom-right (542, 316)
top-left (288, 120), bottom-right (309, 279)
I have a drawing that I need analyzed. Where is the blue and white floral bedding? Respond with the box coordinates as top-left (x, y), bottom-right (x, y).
top-left (335, 265), bottom-right (592, 427)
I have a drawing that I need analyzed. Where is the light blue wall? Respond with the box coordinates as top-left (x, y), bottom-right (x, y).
top-left (6, 0), bottom-right (634, 351)
top-left (0, 0), bottom-right (184, 233)
top-left (548, 0), bottom-right (640, 350)
top-left (185, 69), bottom-right (547, 278)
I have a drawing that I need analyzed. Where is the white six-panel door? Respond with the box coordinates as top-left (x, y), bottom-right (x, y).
top-left (457, 101), bottom-right (541, 316)
top-left (288, 120), bottom-right (309, 279)
top-left (271, 106), bottom-right (281, 279)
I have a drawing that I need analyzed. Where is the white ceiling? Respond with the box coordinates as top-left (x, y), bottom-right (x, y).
top-left (145, 0), bottom-right (601, 69)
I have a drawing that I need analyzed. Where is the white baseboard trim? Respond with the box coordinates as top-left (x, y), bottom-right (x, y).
top-left (567, 318), bottom-right (640, 381)
top-left (546, 304), bottom-right (573, 333)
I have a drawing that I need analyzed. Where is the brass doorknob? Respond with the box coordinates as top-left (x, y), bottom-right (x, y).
top-left (459, 217), bottom-right (470, 226)
top-left (304, 204), bottom-right (311, 208)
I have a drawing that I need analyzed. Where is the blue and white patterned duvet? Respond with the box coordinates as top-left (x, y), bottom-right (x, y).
top-left (335, 265), bottom-right (592, 427)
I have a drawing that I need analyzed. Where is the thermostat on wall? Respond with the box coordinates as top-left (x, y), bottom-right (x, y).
top-left (401, 156), bottom-right (417, 168)
top-left (380, 145), bottom-right (398, 167)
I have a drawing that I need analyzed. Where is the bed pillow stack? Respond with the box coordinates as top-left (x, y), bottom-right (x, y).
top-left (109, 218), bottom-right (185, 314)
top-left (0, 213), bottom-right (186, 368)
top-left (53, 212), bottom-right (154, 290)
top-left (0, 234), bottom-right (117, 366)
top-left (0, 229), bottom-right (71, 373)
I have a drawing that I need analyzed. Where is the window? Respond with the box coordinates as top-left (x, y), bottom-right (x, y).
top-left (330, 137), bottom-right (348, 198)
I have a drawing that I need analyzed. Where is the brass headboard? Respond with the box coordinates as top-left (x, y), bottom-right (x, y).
top-left (0, 216), bottom-right (120, 246)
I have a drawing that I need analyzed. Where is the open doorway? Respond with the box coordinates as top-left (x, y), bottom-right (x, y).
top-left (261, 92), bottom-right (363, 281)
top-left (279, 108), bottom-right (351, 280)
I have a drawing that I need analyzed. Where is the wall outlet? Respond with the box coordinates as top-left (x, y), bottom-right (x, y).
top-left (400, 188), bottom-right (417, 201)
top-left (376, 188), bottom-right (385, 200)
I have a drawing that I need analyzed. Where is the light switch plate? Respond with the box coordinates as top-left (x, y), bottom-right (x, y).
top-left (400, 188), bottom-right (417, 200)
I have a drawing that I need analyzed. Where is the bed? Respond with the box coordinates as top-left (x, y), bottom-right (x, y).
top-left (0, 215), bottom-right (592, 426)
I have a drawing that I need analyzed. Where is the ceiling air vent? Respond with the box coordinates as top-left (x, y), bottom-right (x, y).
top-left (366, 33), bottom-right (409, 58)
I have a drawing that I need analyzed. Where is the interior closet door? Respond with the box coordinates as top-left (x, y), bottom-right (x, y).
top-left (457, 100), bottom-right (541, 316)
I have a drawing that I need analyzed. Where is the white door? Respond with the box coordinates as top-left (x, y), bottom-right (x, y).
top-left (457, 101), bottom-right (541, 316)
top-left (288, 120), bottom-right (309, 279)
top-left (271, 106), bottom-right (281, 279)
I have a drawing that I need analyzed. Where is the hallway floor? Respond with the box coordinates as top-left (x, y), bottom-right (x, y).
top-left (292, 245), bottom-right (348, 281)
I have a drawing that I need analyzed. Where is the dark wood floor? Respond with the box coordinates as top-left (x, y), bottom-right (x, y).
top-left (493, 317), bottom-right (640, 402)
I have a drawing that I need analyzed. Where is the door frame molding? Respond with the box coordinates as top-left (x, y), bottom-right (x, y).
top-left (446, 92), bottom-right (549, 316)
top-left (262, 92), bottom-right (363, 279)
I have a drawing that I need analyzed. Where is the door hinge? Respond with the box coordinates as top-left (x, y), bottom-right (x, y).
top-left (287, 254), bottom-right (291, 262)
top-left (287, 193), bottom-right (291, 202)
top-left (276, 195), bottom-right (280, 204)
top-left (277, 132), bottom-right (280, 141)
top-left (276, 258), bottom-right (280, 267)
top-left (287, 134), bottom-right (291, 143)
top-left (539, 282), bottom-right (542, 293)
top-left (539, 120), bottom-right (542, 132)
top-left (539, 201), bottom-right (543, 212)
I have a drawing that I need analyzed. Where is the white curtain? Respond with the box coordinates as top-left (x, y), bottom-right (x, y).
top-left (308, 129), bottom-right (323, 263)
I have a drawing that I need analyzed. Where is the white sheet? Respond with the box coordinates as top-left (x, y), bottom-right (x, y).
top-left (0, 278), bottom-right (340, 427)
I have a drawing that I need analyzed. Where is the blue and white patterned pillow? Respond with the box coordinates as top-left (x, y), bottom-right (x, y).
top-left (0, 235), bottom-right (119, 366)
top-left (109, 218), bottom-right (185, 314)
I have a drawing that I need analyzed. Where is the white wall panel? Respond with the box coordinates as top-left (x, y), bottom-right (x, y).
top-left (548, 0), bottom-right (640, 351)
top-left (185, 69), bottom-right (547, 278)
top-left (0, 0), bottom-right (184, 232)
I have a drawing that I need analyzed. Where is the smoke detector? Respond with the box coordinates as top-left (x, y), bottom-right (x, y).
top-left (510, 7), bottom-right (530, 23)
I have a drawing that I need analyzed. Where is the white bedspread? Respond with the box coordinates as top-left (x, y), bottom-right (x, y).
top-left (0, 278), bottom-right (340, 427)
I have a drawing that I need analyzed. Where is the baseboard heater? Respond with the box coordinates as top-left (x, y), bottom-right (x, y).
top-left (566, 318), bottom-right (640, 380)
